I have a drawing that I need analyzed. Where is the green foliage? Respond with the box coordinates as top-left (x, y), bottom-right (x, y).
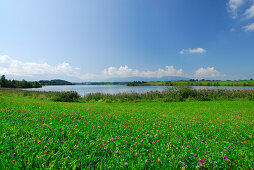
top-left (165, 84), bottom-right (192, 102)
top-left (129, 80), bottom-right (254, 86)
top-left (81, 88), bottom-right (254, 103)
top-left (0, 96), bottom-right (253, 169)
top-left (1, 88), bottom-right (254, 103)
top-left (53, 91), bottom-right (81, 102)
top-left (39, 79), bottom-right (73, 86)
top-left (0, 75), bottom-right (42, 88)
top-left (126, 81), bottom-right (147, 86)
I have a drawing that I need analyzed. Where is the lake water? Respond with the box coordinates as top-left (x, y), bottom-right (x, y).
top-left (24, 85), bottom-right (254, 97)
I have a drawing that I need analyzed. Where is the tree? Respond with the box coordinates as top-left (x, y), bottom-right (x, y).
top-left (0, 75), bottom-right (7, 87)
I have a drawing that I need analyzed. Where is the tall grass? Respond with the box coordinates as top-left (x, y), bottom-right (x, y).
top-left (81, 87), bottom-right (254, 102)
top-left (1, 87), bottom-right (254, 102)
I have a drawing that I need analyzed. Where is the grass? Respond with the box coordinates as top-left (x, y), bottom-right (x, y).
top-left (1, 87), bottom-right (254, 103)
top-left (129, 80), bottom-right (254, 86)
top-left (0, 94), bottom-right (253, 169)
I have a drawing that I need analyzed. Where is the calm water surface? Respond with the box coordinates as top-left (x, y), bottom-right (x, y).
top-left (24, 85), bottom-right (254, 97)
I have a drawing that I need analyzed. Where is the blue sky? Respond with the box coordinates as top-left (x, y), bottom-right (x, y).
top-left (0, 0), bottom-right (254, 81)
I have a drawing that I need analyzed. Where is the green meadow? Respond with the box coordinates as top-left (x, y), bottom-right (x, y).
top-left (0, 92), bottom-right (253, 169)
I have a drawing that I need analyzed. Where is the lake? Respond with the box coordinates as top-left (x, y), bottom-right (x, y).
top-left (24, 85), bottom-right (254, 97)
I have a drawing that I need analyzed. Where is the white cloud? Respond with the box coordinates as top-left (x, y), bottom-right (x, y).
top-left (0, 55), bottom-right (185, 81)
top-left (195, 67), bottom-right (222, 78)
top-left (179, 48), bottom-right (206, 55)
top-left (1, 55), bottom-right (226, 81)
top-left (103, 65), bottom-right (184, 78)
top-left (244, 3), bottom-right (254, 19)
top-left (0, 54), bottom-right (80, 78)
top-left (230, 28), bottom-right (236, 32)
top-left (227, 0), bottom-right (244, 19)
top-left (242, 22), bottom-right (254, 31)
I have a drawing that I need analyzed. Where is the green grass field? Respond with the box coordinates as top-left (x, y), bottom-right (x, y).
top-left (0, 95), bottom-right (253, 169)
top-left (130, 80), bottom-right (254, 86)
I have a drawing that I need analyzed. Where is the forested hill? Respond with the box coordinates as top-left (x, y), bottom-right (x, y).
top-left (39, 79), bottom-right (73, 86)
top-left (0, 75), bottom-right (42, 88)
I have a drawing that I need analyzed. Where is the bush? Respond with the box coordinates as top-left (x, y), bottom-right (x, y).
top-left (53, 91), bottom-right (80, 102)
top-left (165, 84), bottom-right (192, 101)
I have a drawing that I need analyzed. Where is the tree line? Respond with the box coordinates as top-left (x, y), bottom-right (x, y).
top-left (39, 79), bottom-right (73, 86)
top-left (0, 75), bottom-right (42, 88)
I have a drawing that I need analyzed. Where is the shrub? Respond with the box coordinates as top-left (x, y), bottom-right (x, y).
top-left (53, 91), bottom-right (80, 102)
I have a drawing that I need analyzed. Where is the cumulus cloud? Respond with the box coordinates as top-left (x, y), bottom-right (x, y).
top-left (227, 0), bottom-right (244, 19)
top-left (179, 48), bottom-right (206, 55)
top-left (244, 3), bottom-right (254, 19)
top-left (194, 67), bottom-right (222, 78)
top-left (0, 54), bottom-right (80, 78)
top-left (242, 22), bottom-right (254, 31)
top-left (103, 65), bottom-right (184, 78)
top-left (1, 55), bottom-right (225, 81)
top-left (0, 55), bottom-right (185, 80)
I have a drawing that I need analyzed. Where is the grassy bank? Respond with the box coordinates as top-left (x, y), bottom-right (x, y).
top-left (1, 87), bottom-right (254, 103)
top-left (127, 80), bottom-right (254, 86)
top-left (0, 95), bottom-right (253, 169)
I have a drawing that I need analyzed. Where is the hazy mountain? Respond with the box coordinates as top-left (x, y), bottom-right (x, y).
top-left (102, 76), bottom-right (189, 82)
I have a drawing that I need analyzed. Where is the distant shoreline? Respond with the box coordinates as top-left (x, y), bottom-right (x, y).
top-left (126, 80), bottom-right (254, 86)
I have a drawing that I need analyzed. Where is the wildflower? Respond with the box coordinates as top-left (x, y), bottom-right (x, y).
top-left (196, 148), bottom-right (198, 150)
top-left (110, 138), bottom-right (114, 141)
top-left (124, 162), bottom-right (128, 166)
top-left (84, 145), bottom-right (86, 147)
top-left (38, 141), bottom-right (41, 143)
top-left (59, 127), bottom-right (61, 130)
top-left (19, 142), bottom-right (22, 145)
top-left (90, 140), bottom-right (93, 142)
top-left (29, 148), bottom-right (32, 151)
top-left (145, 159), bottom-right (148, 163)
top-left (182, 162), bottom-right (186, 166)
top-left (116, 151), bottom-right (119, 154)
top-left (131, 137), bottom-right (133, 139)
top-left (33, 139), bottom-right (36, 142)
top-left (158, 158), bottom-right (161, 162)
top-left (12, 160), bottom-right (15, 162)
top-left (140, 160), bottom-right (143, 163)
top-left (187, 145), bottom-right (190, 148)
top-left (13, 153), bottom-right (16, 156)
top-left (135, 152), bottom-right (138, 155)
top-left (44, 146), bottom-right (47, 149)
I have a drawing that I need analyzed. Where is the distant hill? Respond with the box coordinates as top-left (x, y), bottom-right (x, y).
top-left (39, 79), bottom-right (73, 86)
top-left (102, 76), bottom-right (189, 82)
